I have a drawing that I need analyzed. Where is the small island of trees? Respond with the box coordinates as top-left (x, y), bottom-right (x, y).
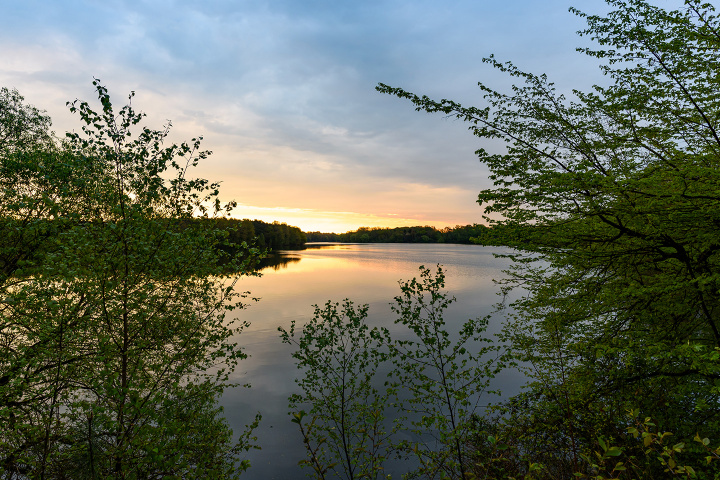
top-left (188, 217), bottom-right (306, 250)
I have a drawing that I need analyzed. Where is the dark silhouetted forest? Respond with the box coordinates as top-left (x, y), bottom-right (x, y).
top-left (305, 224), bottom-right (515, 246)
top-left (199, 218), bottom-right (306, 250)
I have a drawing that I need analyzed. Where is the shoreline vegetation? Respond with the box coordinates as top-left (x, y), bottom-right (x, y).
top-left (304, 224), bottom-right (518, 246)
top-left (2, 216), bottom-right (514, 280)
top-left (214, 221), bottom-right (524, 250)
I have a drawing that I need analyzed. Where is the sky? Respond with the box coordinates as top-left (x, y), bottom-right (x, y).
top-left (1, 0), bottom-right (629, 232)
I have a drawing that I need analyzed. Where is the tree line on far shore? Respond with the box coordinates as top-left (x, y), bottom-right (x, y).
top-left (304, 224), bottom-right (520, 245)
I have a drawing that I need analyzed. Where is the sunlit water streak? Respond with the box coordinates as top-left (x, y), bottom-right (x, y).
top-left (221, 243), bottom-right (525, 479)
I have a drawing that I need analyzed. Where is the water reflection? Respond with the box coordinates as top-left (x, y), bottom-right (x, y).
top-left (255, 252), bottom-right (302, 271)
top-left (224, 244), bottom-right (524, 479)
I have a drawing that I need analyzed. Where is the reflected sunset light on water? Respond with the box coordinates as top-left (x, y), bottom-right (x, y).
top-left (223, 243), bottom-right (526, 479)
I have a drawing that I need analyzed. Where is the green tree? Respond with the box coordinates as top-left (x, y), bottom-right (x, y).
top-left (0, 81), bottom-right (260, 478)
top-left (0, 87), bottom-right (62, 283)
top-left (379, 0), bottom-right (720, 476)
top-left (282, 267), bottom-right (501, 480)
top-left (0, 87), bottom-right (53, 154)
top-left (280, 300), bottom-right (393, 480)
top-left (0, 87), bottom-right (97, 477)
top-left (389, 266), bottom-right (501, 479)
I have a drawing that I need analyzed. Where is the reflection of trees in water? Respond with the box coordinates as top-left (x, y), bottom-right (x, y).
top-left (256, 253), bottom-right (302, 271)
top-left (218, 250), bottom-right (302, 273)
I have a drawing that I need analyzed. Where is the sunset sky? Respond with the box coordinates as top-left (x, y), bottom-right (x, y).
top-left (1, 0), bottom-right (629, 232)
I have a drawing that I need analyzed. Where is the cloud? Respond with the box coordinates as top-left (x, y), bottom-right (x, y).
top-left (0, 0), bottom-right (611, 230)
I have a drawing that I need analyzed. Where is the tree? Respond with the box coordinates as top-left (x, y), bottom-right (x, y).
top-left (0, 80), bottom-right (260, 478)
top-left (282, 267), bottom-right (500, 480)
top-left (280, 300), bottom-right (392, 480)
top-left (0, 88), bottom-right (96, 477)
top-left (0, 87), bottom-right (61, 283)
top-left (388, 265), bottom-right (501, 480)
top-left (0, 87), bottom-right (53, 154)
top-left (379, 0), bottom-right (720, 476)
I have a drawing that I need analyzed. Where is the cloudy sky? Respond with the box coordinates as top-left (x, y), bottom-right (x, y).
top-left (2, 0), bottom-right (621, 232)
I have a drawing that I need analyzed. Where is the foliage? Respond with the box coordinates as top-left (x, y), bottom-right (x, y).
top-left (0, 87), bottom-right (53, 154)
top-left (282, 266), bottom-right (500, 480)
top-left (0, 87), bottom-right (67, 284)
top-left (378, 0), bottom-right (720, 477)
top-left (569, 410), bottom-right (720, 480)
top-left (209, 217), bottom-right (306, 250)
top-left (388, 265), bottom-right (502, 479)
top-left (280, 300), bottom-right (393, 480)
top-left (0, 81), bottom-right (260, 478)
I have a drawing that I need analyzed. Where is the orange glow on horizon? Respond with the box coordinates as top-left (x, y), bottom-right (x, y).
top-left (229, 204), bottom-right (478, 234)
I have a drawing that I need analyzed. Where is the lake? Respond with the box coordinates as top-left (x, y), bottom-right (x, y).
top-left (221, 243), bottom-right (525, 479)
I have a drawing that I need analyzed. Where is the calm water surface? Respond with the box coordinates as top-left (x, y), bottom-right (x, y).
top-left (222, 243), bottom-right (524, 479)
